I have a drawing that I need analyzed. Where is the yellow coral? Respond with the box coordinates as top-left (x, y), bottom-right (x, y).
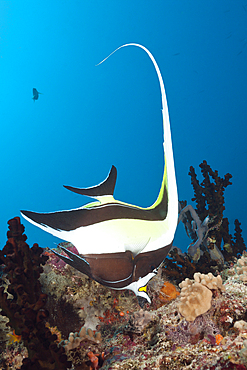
top-left (45, 323), bottom-right (62, 343)
top-left (7, 330), bottom-right (22, 345)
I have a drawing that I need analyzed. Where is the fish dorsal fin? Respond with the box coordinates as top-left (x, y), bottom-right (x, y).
top-left (63, 165), bottom-right (117, 198)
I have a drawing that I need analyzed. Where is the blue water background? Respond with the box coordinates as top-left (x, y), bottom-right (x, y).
top-left (1, 1), bottom-right (246, 252)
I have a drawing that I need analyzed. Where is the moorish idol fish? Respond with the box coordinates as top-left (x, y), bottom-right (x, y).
top-left (22, 43), bottom-right (178, 306)
top-left (32, 88), bottom-right (42, 101)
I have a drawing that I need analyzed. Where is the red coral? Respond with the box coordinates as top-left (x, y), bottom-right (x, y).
top-left (87, 351), bottom-right (105, 369)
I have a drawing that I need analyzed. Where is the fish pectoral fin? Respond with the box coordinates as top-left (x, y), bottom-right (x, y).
top-left (63, 165), bottom-right (117, 198)
top-left (50, 247), bottom-right (91, 276)
top-left (125, 237), bottom-right (150, 256)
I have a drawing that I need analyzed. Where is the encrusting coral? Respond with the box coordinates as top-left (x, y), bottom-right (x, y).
top-left (165, 311), bottom-right (221, 346)
top-left (128, 309), bottom-right (154, 333)
top-left (0, 217), bottom-right (72, 370)
top-left (158, 281), bottom-right (180, 305)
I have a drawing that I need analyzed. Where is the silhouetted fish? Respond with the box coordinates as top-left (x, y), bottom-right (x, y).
top-left (32, 88), bottom-right (42, 101)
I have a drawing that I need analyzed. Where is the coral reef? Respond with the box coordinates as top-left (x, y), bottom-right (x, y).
top-left (165, 311), bottom-right (221, 346)
top-left (187, 161), bottom-right (245, 261)
top-left (0, 224), bottom-right (247, 369)
top-left (1, 342), bottom-right (28, 370)
top-left (0, 186), bottom-right (246, 370)
top-left (128, 309), bottom-right (154, 333)
top-left (87, 351), bottom-right (105, 370)
top-left (163, 161), bottom-right (246, 285)
top-left (178, 280), bottom-right (212, 322)
top-left (234, 320), bottom-right (247, 332)
top-left (193, 271), bottom-right (225, 291)
top-left (0, 310), bottom-right (9, 352)
top-left (178, 272), bottom-right (225, 322)
top-left (232, 220), bottom-right (246, 257)
top-left (189, 160), bottom-right (232, 225)
top-left (235, 252), bottom-right (247, 282)
top-left (61, 326), bottom-right (101, 352)
top-left (44, 294), bottom-right (85, 339)
top-left (0, 217), bottom-right (72, 369)
top-left (42, 243), bottom-right (79, 275)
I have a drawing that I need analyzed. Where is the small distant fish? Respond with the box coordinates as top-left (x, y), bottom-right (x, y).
top-left (223, 243), bottom-right (232, 253)
top-left (32, 88), bottom-right (42, 101)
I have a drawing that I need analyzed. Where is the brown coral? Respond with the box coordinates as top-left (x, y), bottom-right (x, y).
top-left (0, 217), bottom-right (72, 370)
top-left (178, 280), bottom-right (212, 322)
top-left (61, 326), bottom-right (102, 351)
top-left (178, 272), bottom-right (224, 322)
top-left (189, 160), bottom-right (232, 225)
top-left (188, 161), bottom-right (246, 262)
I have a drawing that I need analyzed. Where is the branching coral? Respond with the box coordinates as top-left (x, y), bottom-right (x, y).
top-left (0, 217), bottom-right (72, 369)
top-left (187, 161), bottom-right (245, 262)
top-left (163, 161), bottom-right (246, 284)
top-left (232, 220), bottom-right (246, 257)
top-left (162, 247), bottom-right (197, 283)
top-left (189, 160), bottom-right (232, 224)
